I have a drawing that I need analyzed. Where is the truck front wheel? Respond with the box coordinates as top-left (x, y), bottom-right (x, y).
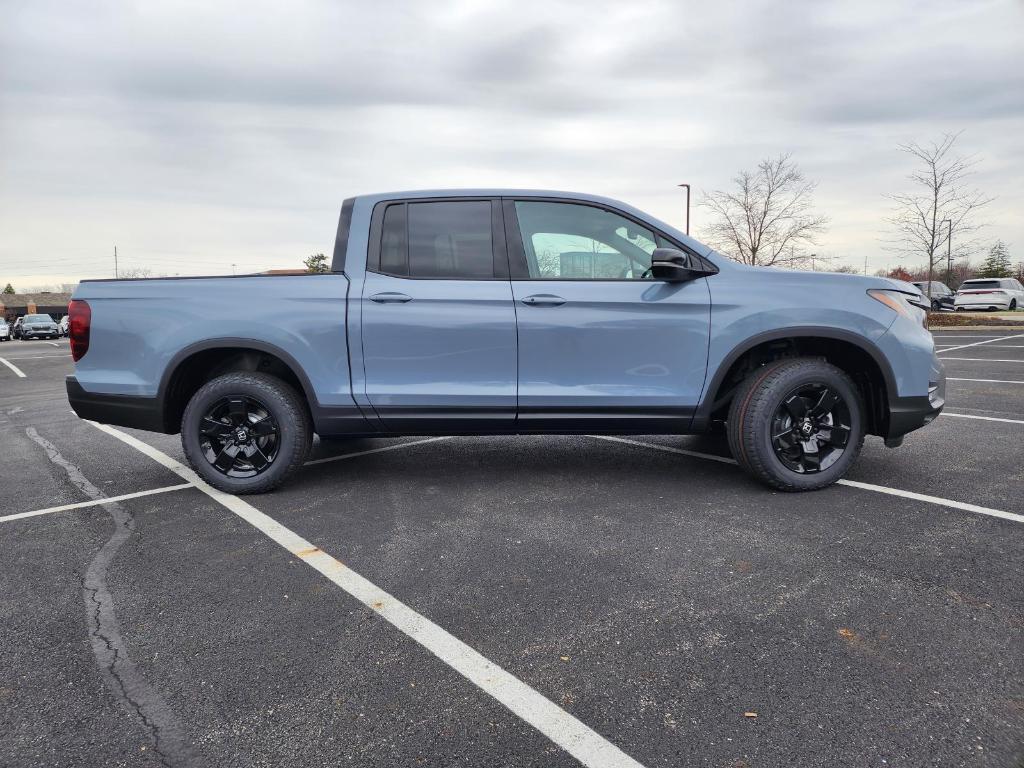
top-left (727, 358), bottom-right (865, 492)
top-left (181, 372), bottom-right (312, 494)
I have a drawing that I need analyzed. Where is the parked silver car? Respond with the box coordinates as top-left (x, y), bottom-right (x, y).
top-left (0, 318), bottom-right (9, 342)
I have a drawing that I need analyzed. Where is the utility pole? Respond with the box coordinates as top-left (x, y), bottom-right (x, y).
top-left (231, 263), bottom-right (236, 276)
top-left (863, 253), bottom-right (868, 275)
top-left (114, 246), bottom-right (118, 279)
top-left (677, 183), bottom-right (690, 235)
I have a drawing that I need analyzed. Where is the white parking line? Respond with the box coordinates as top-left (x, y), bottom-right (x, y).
top-left (2, 354), bottom-right (71, 360)
top-left (86, 421), bottom-right (646, 768)
top-left (306, 437), bottom-right (449, 466)
top-left (948, 377), bottom-right (1024, 384)
top-left (940, 357), bottom-right (1024, 363)
top-left (941, 412), bottom-right (1024, 425)
top-left (589, 435), bottom-right (1024, 526)
top-left (0, 484), bottom-right (192, 524)
top-left (0, 357), bottom-right (27, 378)
top-left (935, 334), bottom-right (1024, 354)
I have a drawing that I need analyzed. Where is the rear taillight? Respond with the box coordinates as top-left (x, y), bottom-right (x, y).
top-left (68, 299), bottom-right (91, 361)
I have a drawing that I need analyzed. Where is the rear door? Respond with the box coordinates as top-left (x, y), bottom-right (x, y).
top-left (504, 198), bottom-right (711, 432)
top-left (360, 198), bottom-right (517, 432)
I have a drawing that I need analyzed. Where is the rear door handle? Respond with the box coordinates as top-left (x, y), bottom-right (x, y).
top-left (521, 294), bottom-right (566, 307)
top-left (369, 292), bottom-right (412, 304)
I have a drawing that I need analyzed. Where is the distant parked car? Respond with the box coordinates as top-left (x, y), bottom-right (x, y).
top-left (58, 315), bottom-right (69, 337)
top-left (0, 318), bottom-right (9, 342)
top-left (911, 281), bottom-right (955, 311)
top-left (11, 317), bottom-right (24, 339)
top-left (954, 278), bottom-right (1024, 311)
top-left (16, 313), bottom-right (60, 340)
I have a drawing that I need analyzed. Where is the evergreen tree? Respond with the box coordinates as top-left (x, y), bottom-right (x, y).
top-left (304, 253), bottom-right (329, 274)
top-left (977, 241), bottom-right (1012, 278)
top-left (2, 283), bottom-right (14, 294)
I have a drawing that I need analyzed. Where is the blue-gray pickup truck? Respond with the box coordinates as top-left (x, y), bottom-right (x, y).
top-left (67, 189), bottom-right (945, 494)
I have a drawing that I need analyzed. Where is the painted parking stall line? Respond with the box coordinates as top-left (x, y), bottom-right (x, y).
top-left (948, 377), bottom-right (1024, 385)
top-left (935, 333), bottom-right (1024, 355)
top-left (0, 483), bottom-right (193, 524)
top-left (305, 436), bottom-right (450, 466)
top-left (85, 421), bottom-right (647, 768)
top-left (2, 354), bottom-right (72, 360)
top-left (0, 356), bottom-right (27, 378)
top-left (589, 435), bottom-right (1024, 526)
top-left (940, 412), bottom-right (1024, 425)
top-left (940, 357), bottom-right (1024, 363)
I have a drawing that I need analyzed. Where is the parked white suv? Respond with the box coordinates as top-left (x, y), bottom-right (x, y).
top-left (954, 278), bottom-right (1024, 311)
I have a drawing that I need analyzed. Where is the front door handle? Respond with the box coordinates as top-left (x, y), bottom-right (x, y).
top-left (520, 294), bottom-right (566, 307)
top-left (369, 292), bottom-right (412, 304)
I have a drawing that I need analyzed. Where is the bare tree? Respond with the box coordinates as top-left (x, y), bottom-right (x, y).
top-left (885, 133), bottom-right (992, 293)
top-left (699, 154), bottom-right (828, 267)
top-left (118, 267), bottom-right (151, 279)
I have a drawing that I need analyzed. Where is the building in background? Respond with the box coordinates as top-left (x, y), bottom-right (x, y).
top-left (0, 292), bottom-right (73, 322)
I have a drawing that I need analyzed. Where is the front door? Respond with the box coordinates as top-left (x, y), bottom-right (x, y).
top-left (361, 198), bottom-right (518, 432)
top-left (505, 199), bottom-right (711, 432)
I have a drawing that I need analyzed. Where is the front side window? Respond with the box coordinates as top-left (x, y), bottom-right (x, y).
top-left (376, 201), bottom-right (495, 279)
top-left (513, 201), bottom-right (670, 280)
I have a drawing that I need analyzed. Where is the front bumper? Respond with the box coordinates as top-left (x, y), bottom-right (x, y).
top-left (67, 376), bottom-right (167, 432)
top-left (886, 358), bottom-right (945, 440)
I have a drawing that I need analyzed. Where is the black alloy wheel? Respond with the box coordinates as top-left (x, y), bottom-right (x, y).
top-left (199, 395), bottom-right (281, 478)
top-left (769, 383), bottom-right (852, 474)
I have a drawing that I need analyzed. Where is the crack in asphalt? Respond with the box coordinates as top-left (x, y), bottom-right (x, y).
top-left (26, 427), bottom-right (202, 768)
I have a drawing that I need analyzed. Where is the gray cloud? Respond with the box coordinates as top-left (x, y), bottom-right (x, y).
top-left (1, 0), bottom-right (1022, 285)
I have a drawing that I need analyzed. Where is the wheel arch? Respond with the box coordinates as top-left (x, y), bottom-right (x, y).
top-left (158, 338), bottom-right (317, 434)
top-left (695, 327), bottom-right (897, 437)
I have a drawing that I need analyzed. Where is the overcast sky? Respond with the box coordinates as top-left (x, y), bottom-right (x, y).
top-left (1, 0), bottom-right (1022, 289)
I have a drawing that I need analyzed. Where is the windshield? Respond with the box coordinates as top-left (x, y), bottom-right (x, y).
top-left (25, 314), bottom-right (53, 322)
top-left (961, 281), bottom-right (1001, 290)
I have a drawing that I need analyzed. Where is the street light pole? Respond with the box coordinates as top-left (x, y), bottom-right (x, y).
top-left (939, 219), bottom-right (952, 285)
top-left (677, 183), bottom-right (690, 235)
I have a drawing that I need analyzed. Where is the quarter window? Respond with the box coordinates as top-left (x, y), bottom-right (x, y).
top-left (513, 201), bottom-right (670, 280)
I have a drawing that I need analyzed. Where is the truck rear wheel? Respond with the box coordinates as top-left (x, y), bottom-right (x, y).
top-left (181, 372), bottom-right (312, 494)
top-left (727, 358), bottom-right (865, 492)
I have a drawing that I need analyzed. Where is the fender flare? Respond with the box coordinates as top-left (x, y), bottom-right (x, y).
top-left (158, 337), bottom-right (321, 410)
top-left (692, 326), bottom-right (897, 427)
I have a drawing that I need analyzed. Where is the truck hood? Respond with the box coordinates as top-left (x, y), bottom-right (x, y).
top-left (711, 256), bottom-right (923, 296)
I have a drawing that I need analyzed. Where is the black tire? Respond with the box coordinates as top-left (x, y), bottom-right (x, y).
top-left (931, 300), bottom-right (941, 312)
top-left (181, 372), bottom-right (312, 494)
top-left (727, 358), bottom-right (865, 492)
top-left (1011, 299), bottom-right (1018, 311)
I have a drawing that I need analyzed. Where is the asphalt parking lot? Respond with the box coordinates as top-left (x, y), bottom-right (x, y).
top-left (1, 330), bottom-right (1022, 768)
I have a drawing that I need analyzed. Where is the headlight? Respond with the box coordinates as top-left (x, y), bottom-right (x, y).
top-left (868, 289), bottom-right (928, 327)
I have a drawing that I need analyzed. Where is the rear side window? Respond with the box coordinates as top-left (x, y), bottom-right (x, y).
top-left (375, 201), bottom-right (495, 279)
top-left (962, 280), bottom-right (1001, 289)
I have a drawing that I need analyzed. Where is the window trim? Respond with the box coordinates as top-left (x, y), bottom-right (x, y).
top-left (501, 197), bottom-right (715, 282)
top-left (366, 197), bottom-right (509, 281)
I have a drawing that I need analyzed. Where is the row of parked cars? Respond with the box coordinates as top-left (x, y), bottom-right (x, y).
top-left (0, 314), bottom-right (67, 341)
top-left (912, 278), bottom-right (1024, 312)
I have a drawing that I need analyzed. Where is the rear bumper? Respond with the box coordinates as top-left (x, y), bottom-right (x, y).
top-left (67, 376), bottom-right (167, 432)
top-left (886, 361), bottom-right (945, 440)
top-left (955, 299), bottom-right (1011, 310)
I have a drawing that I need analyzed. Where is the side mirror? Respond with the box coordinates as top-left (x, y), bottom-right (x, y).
top-left (649, 248), bottom-right (708, 282)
